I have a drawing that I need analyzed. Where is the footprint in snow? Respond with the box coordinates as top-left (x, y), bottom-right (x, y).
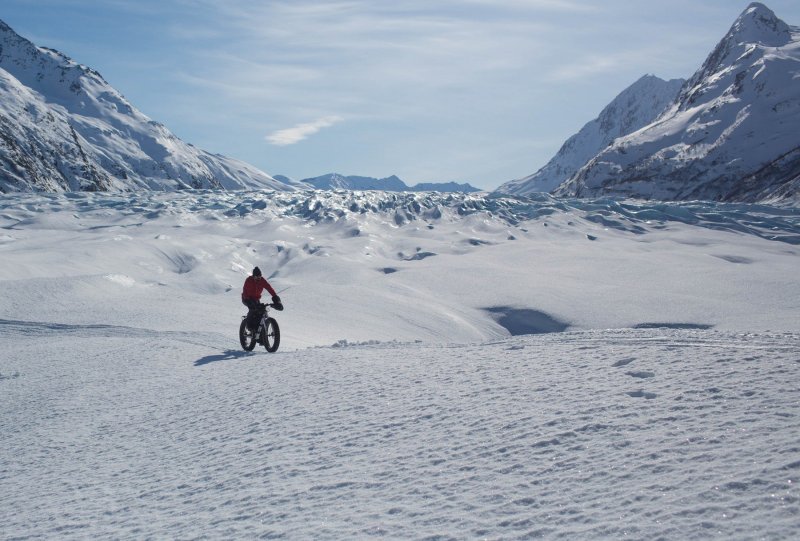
top-left (626, 371), bottom-right (655, 379)
top-left (613, 357), bottom-right (636, 367)
top-left (627, 390), bottom-right (657, 400)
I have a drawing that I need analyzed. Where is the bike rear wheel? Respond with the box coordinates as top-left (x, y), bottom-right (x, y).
top-left (239, 319), bottom-right (257, 351)
top-left (262, 317), bottom-right (280, 352)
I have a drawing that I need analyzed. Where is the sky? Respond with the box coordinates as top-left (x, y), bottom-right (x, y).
top-left (2, 1), bottom-right (799, 190)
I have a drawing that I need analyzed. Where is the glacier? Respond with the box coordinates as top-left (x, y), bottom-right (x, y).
top-left (1, 188), bottom-right (798, 539)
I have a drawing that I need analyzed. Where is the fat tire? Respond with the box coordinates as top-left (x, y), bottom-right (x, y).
top-left (239, 319), bottom-right (256, 351)
top-left (263, 317), bottom-right (280, 352)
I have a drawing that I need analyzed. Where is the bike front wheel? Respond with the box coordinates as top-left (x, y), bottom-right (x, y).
top-left (239, 319), bottom-right (257, 351)
top-left (261, 317), bottom-right (280, 352)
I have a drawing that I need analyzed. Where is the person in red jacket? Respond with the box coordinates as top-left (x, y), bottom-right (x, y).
top-left (242, 267), bottom-right (283, 332)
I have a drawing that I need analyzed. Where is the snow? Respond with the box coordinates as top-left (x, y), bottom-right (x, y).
top-left (1, 189), bottom-right (799, 539)
top-left (4, 328), bottom-right (799, 539)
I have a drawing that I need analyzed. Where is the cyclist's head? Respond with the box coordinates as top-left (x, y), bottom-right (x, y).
top-left (252, 266), bottom-right (262, 277)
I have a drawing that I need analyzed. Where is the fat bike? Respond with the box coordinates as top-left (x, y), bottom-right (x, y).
top-left (239, 303), bottom-right (280, 353)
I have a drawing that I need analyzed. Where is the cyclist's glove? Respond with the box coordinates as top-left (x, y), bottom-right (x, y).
top-left (272, 295), bottom-right (284, 311)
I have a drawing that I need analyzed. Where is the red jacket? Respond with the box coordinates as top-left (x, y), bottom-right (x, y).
top-left (242, 276), bottom-right (277, 301)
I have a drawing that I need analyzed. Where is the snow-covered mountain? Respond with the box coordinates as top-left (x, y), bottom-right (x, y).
top-left (411, 180), bottom-right (481, 193)
top-left (303, 173), bottom-right (481, 192)
top-left (556, 3), bottom-right (800, 202)
top-left (0, 19), bottom-right (291, 193)
top-left (303, 173), bottom-right (407, 191)
top-left (496, 75), bottom-right (684, 195)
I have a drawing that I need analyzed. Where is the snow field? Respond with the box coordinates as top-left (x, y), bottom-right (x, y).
top-left (1, 190), bottom-right (799, 539)
top-left (2, 327), bottom-right (798, 539)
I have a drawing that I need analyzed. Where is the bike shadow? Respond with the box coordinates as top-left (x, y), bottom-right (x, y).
top-left (194, 349), bottom-right (254, 367)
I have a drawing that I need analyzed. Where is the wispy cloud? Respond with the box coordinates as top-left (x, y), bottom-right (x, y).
top-left (266, 116), bottom-right (344, 146)
top-left (545, 55), bottom-right (627, 82)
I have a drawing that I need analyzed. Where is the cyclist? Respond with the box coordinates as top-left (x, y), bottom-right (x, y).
top-left (242, 267), bottom-right (283, 335)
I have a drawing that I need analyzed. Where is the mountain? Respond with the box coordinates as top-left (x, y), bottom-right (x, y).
top-left (303, 173), bottom-right (408, 191)
top-left (0, 19), bottom-right (291, 193)
top-left (411, 181), bottom-right (480, 193)
top-left (555, 3), bottom-right (800, 203)
top-left (302, 173), bottom-right (481, 192)
top-left (270, 174), bottom-right (312, 190)
top-left (496, 75), bottom-right (684, 195)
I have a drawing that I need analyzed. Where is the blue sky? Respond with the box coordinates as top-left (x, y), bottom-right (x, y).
top-left (3, 0), bottom-right (799, 189)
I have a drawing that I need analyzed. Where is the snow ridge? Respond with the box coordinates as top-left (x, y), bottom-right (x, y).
top-left (0, 19), bottom-right (290, 193)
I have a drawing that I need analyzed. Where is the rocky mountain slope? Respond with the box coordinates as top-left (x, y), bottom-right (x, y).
top-left (497, 75), bottom-right (684, 195)
top-left (554, 3), bottom-right (800, 203)
top-left (0, 20), bottom-right (290, 193)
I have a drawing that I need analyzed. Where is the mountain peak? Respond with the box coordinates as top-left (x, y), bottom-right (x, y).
top-left (729, 2), bottom-right (792, 47)
top-left (0, 18), bottom-right (36, 56)
top-left (0, 18), bottom-right (18, 36)
top-left (678, 2), bottom-right (792, 109)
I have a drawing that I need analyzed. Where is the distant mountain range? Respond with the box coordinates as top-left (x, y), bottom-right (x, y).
top-left (291, 173), bottom-right (481, 193)
top-left (0, 20), bottom-right (294, 193)
top-left (497, 2), bottom-right (800, 203)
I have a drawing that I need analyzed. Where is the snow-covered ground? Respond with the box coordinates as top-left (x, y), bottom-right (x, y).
top-left (1, 190), bottom-right (799, 539)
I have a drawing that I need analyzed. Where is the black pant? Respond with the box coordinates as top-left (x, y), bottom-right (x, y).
top-left (242, 299), bottom-right (263, 331)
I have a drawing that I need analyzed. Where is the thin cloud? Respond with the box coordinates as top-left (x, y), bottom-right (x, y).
top-left (546, 55), bottom-right (624, 82)
top-left (457, 0), bottom-right (596, 12)
top-left (544, 47), bottom-right (671, 83)
top-left (266, 116), bottom-right (344, 146)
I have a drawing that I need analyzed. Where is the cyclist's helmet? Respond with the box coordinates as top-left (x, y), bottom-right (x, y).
top-left (253, 266), bottom-right (262, 277)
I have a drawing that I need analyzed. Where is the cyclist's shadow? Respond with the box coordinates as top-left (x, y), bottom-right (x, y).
top-left (194, 350), bottom-right (254, 367)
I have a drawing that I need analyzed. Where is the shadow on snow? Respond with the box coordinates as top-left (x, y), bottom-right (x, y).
top-left (194, 350), bottom-right (255, 366)
top-left (485, 307), bottom-right (570, 335)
